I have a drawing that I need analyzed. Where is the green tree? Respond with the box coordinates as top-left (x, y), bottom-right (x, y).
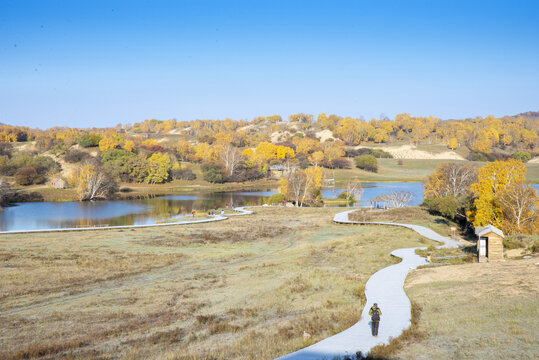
top-left (355, 155), bottom-right (378, 173)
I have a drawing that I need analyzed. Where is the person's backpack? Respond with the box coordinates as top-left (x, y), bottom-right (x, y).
top-left (371, 308), bottom-right (380, 321)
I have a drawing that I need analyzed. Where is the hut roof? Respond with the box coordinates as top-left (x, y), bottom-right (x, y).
top-left (369, 194), bottom-right (391, 202)
top-left (475, 225), bottom-right (504, 238)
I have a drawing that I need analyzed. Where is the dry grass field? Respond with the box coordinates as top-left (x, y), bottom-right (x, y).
top-left (370, 258), bottom-right (539, 360)
top-left (0, 207), bottom-right (439, 360)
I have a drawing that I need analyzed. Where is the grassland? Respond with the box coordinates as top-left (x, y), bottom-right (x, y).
top-left (333, 159), bottom-right (539, 184)
top-left (0, 207), bottom-right (441, 360)
top-left (378, 258), bottom-right (539, 360)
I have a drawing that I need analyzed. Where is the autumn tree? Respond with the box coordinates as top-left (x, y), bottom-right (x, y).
top-left (424, 163), bottom-right (478, 198)
top-left (496, 183), bottom-right (539, 234)
top-left (218, 143), bottom-right (243, 176)
top-left (75, 162), bottom-right (117, 201)
top-left (468, 159), bottom-right (526, 229)
top-left (280, 166), bottom-right (323, 207)
top-left (99, 136), bottom-right (121, 152)
top-left (145, 152), bottom-right (172, 184)
top-left (123, 140), bottom-right (136, 153)
top-left (176, 139), bottom-right (193, 161)
top-left (448, 138), bottom-right (458, 150)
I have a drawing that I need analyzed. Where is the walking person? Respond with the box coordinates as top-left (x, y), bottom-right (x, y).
top-left (369, 303), bottom-right (382, 336)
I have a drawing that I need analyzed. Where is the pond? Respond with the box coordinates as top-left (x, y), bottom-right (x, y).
top-left (4, 182), bottom-right (535, 232)
top-left (0, 183), bottom-right (416, 231)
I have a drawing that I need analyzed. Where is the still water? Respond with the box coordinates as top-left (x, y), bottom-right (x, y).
top-left (1, 182), bottom-right (421, 231)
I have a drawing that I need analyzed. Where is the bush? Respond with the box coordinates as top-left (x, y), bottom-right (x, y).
top-left (512, 151), bottom-right (531, 163)
top-left (467, 151), bottom-right (488, 161)
top-left (201, 163), bottom-right (226, 183)
top-left (171, 167), bottom-right (196, 180)
top-left (64, 149), bottom-right (90, 163)
top-left (267, 193), bottom-right (286, 204)
top-left (337, 191), bottom-right (351, 199)
top-left (0, 142), bottom-right (13, 157)
top-left (76, 134), bottom-right (101, 148)
top-left (355, 154), bottom-right (378, 172)
top-left (503, 235), bottom-right (526, 250)
top-left (371, 149), bottom-right (393, 158)
top-left (422, 195), bottom-right (472, 221)
top-left (347, 148), bottom-right (393, 159)
top-left (14, 166), bottom-right (46, 186)
top-left (228, 167), bottom-right (264, 182)
top-left (329, 158), bottom-right (351, 169)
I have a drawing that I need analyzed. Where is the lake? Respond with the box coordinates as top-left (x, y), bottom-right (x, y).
top-left (1, 183), bottom-right (536, 232)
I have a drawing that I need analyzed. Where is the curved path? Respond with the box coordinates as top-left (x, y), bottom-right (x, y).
top-left (276, 210), bottom-right (460, 360)
top-left (0, 207), bottom-right (253, 235)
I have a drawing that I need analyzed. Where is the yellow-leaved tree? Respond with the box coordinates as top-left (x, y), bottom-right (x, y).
top-left (467, 159), bottom-right (526, 230)
top-left (145, 152), bottom-right (172, 184)
top-left (448, 138), bottom-right (458, 150)
top-left (280, 166), bottom-right (323, 207)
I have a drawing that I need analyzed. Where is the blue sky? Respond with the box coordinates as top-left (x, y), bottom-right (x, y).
top-left (1, 0), bottom-right (538, 129)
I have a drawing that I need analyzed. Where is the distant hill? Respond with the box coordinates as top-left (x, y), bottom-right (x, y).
top-left (514, 111), bottom-right (539, 118)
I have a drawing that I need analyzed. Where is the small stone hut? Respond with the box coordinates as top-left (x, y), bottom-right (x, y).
top-left (475, 225), bottom-right (504, 262)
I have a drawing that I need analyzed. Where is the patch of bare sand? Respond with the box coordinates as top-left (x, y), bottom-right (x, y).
top-left (315, 129), bottom-right (333, 142)
top-left (528, 157), bottom-right (539, 164)
top-left (407, 257), bottom-right (539, 297)
top-left (362, 144), bottom-right (465, 160)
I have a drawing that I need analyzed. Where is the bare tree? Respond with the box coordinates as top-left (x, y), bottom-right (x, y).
top-left (285, 170), bottom-right (305, 207)
top-left (219, 144), bottom-right (243, 177)
top-left (496, 183), bottom-right (538, 234)
top-left (425, 163), bottom-right (477, 198)
top-left (443, 163), bottom-right (478, 197)
top-left (77, 163), bottom-right (118, 201)
top-left (388, 190), bottom-right (414, 208)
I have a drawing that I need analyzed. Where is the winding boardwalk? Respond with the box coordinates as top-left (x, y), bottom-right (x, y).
top-left (276, 210), bottom-right (460, 360)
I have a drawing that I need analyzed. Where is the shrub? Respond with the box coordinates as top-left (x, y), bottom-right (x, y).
top-left (467, 151), bottom-right (488, 161)
top-left (347, 148), bottom-right (393, 159)
top-left (267, 193), bottom-right (286, 204)
top-left (371, 149), bottom-right (393, 158)
top-left (329, 158), bottom-right (351, 169)
top-left (64, 149), bottom-right (89, 163)
top-left (201, 163), bottom-right (226, 183)
top-left (14, 166), bottom-right (45, 186)
top-left (337, 191), bottom-right (351, 199)
top-left (171, 167), bottom-right (196, 180)
top-left (50, 142), bottom-right (67, 155)
top-left (503, 235), bottom-right (526, 250)
top-left (422, 195), bottom-right (472, 221)
top-left (0, 142), bottom-right (13, 157)
top-left (76, 134), bottom-right (101, 148)
top-left (228, 167), bottom-right (263, 182)
top-left (355, 154), bottom-right (378, 172)
top-left (512, 151), bottom-right (531, 163)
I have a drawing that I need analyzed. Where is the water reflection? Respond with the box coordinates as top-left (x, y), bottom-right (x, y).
top-left (8, 182), bottom-right (531, 232)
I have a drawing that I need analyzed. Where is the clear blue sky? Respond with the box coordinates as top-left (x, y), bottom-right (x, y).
top-left (1, 0), bottom-right (538, 129)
